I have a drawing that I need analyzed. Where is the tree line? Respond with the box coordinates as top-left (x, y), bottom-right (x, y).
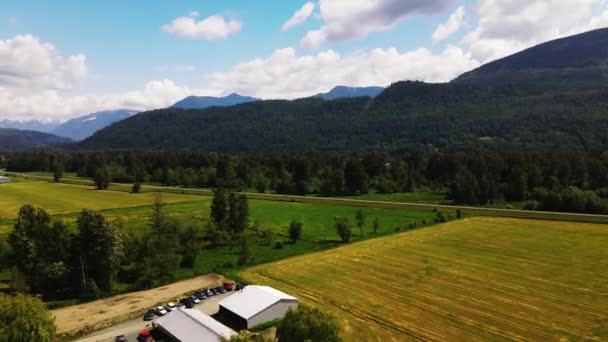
top-left (7, 149), bottom-right (608, 213)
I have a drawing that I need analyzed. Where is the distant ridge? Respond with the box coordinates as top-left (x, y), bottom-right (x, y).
top-left (313, 86), bottom-right (384, 100)
top-left (0, 128), bottom-right (71, 150)
top-left (0, 119), bottom-right (59, 133)
top-left (171, 93), bottom-right (258, 109)
top-left (52, 109), bottom-right (139, 141)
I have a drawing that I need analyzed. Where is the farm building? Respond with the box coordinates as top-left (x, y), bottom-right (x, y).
top-left (0, 176), bottom-right (10, 183)
top-left (217, 285), bottom-right (298, 330)
top-left (155, 307), bottom-right (236, 342)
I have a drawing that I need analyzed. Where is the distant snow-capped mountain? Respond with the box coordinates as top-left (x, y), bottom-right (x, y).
top-left (52, 109), bottom-right (139, 141)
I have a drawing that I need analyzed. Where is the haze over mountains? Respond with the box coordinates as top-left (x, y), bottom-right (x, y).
top-left (79, 28), bottom-right (608, 153)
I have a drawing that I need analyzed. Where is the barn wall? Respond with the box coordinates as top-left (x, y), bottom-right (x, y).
top-left (248, 300), bottom-right (298, 328)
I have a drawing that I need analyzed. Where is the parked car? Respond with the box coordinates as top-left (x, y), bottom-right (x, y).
top-left (155, 306), bottom-right (168, 316)
top-left (190, 295), bottom-right (201, 304)
top-left (223, 282), bottom-right (234, 291)
top-left (206, 289), bottom-right (214, 296)
top-left (137, 331), bottom-right (153, 342)
top-left (165, 302), bottom-right (177, 311)
top-left (115, 336), bottom-right (128, 342)
top-left (194, 290), bottom-right (206, 299)
top-left (235, 282), bottom-right (247, 291)
top-left (218, 286), bottom-right (227, 294)
top-left (179, 297), bottom-right (194, 308)
top-left (143, 309), bottom-right (154, 321)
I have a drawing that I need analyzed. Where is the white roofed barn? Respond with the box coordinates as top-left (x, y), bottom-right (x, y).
top-left (217, 285), bottom-right (298, 330)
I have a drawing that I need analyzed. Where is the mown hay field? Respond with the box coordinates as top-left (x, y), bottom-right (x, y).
top-left (240, 217), bottom-right (608, 341)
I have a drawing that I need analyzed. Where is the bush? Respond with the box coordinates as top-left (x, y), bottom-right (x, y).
top-left (276, 305), bottom-right (341, 342)
top-left (0, 293), bottom-right (56, 342)
top-left (289, 220), bottom-right (303, 243)
top-left (132, 181), bottom-right (141, 193)
top-left (334, 217), bottom-right (352, 243)
top-left (274, 241), bottom-right (284, 249)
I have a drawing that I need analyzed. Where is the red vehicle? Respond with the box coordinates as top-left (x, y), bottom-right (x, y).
top-left (137, 331), bottom-right (153, 342)
top-left (223, 282), bottom-right (234, 291)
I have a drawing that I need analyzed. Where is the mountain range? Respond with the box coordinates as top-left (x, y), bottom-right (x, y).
top-left (79, 28), bottom-right (608, 152)
top-left (312, 86), bottom-right (384, 100)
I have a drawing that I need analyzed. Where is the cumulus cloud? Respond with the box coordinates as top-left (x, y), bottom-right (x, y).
top-left (162, 13), bottom-right (242, 40)
top-left (0, 79), bottom-right (194, 122)
top-left (282, 2), bottom-right (316, 31)
top-left (432, 6), bottom-right (465, 43)
top-left (301, 0), bottom-right (455, 47)
top-left (0, 34), bottom-right (87, 92)
top-left (199, 45), bottom-right (479, 99)
top-left (464, 0), bottom-right (606, 62)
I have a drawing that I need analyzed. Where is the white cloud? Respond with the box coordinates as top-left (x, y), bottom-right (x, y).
top-left (301, 0), bottom-right (455, 47)
top-left (464, 0), bottom-right (606, 62)
top-left (282, 2), bottom-right (316, 31)
top-left (432, 6), bottom-right (465, 43)
top-left (162, 13), bottom-right (242, 40)
top-left (0, 79), bottom-right (194, 122)
top-left (0, 34), bottom-right (87, 92)
top-left (199, 45), bottom-right (479, 99)
top-left (189, 11), bottom-right (200, 18)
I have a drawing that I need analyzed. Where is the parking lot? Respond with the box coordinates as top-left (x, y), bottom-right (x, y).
top-left (76, 291), bottom-right (235, 342)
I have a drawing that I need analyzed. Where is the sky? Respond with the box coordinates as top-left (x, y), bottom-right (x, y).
top-left (1, 0), bottom-right (608, 122)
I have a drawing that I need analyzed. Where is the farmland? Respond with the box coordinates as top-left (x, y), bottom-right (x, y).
top-left (0, 180), bottom-right (436, 288)
top-left (240, 217), bottom-right (608, 341)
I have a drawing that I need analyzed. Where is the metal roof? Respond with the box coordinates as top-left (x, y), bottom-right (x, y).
top-left (156, 307), bottom-right (235, 342)
top-left (219, 285), bottom-right (298, 320)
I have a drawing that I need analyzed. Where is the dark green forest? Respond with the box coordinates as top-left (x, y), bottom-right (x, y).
top-left (7, 149), bottom-right (608, 214)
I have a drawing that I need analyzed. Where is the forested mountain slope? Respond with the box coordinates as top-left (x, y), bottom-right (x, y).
top-left (0, 128), bottom-right (71, 150)
top-left (80, 28), bottom-right (608, 152)
top-left (454, 27), bottom-right (608, 89)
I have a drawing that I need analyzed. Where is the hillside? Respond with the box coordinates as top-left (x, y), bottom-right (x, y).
top-left (312, 86), bottom-right (384, 100)
top-left (80, 28), bottom-right (608, 152)
top-left (454, 27), bottom-right (608, 88)
top-left (171, 93), bottom-right (257, 109)
top-left (52, 109), bottom-right (138, 141)
top-left (0, 128), bottom-right (71, 150)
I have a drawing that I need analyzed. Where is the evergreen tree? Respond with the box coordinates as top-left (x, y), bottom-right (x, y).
top-left (335, 217), bottom-right (352, 243)
top-left (289, 220), bottom-right (303, 243)
top-left (211, 187), bottom-right (228, 224)
top-left (355, 210), bottom-right (366, 237)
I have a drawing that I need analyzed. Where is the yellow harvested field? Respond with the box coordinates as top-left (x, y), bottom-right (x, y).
top-left (241, 217), bottom-right (608, 341)
top-left (52, 274), bottom-right (224, 338)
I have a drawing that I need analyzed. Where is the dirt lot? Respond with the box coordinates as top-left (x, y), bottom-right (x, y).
top-left (52, 274), bottom-right (224, 338)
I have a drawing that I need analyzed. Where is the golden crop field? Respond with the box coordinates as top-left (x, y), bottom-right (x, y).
top-left (241, 217), bottom-right (608, 341)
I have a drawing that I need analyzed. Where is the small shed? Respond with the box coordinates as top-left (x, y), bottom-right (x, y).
top-left (217, 285), bottom-right (298, 330)
top-left (156, 307), bottom-right (236, 342)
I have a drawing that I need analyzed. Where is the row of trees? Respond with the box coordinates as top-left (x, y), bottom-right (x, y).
top-left (8, 149), bottom-right (608, 213)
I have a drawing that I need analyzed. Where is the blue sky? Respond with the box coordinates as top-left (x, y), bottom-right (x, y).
top-left (1, 0), bottom-right (607, 121)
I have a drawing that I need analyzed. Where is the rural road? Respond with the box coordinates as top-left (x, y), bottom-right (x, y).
top-left (6, 172), bottom-right (608, 224)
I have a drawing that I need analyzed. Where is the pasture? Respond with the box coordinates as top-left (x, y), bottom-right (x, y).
top-left (240, 217), bottom-right (608, 341)
top-left (0, 181), bottom-right (199, 218)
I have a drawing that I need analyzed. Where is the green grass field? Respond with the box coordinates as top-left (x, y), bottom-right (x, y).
top-left (0, 181), bottom-right (199, 219)
top-left (0, 180), bottom-right (436, 290)
top-left (345, 191), bottom-right (449, 204)
top-left (240, 217), bottom-right (608, 341)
